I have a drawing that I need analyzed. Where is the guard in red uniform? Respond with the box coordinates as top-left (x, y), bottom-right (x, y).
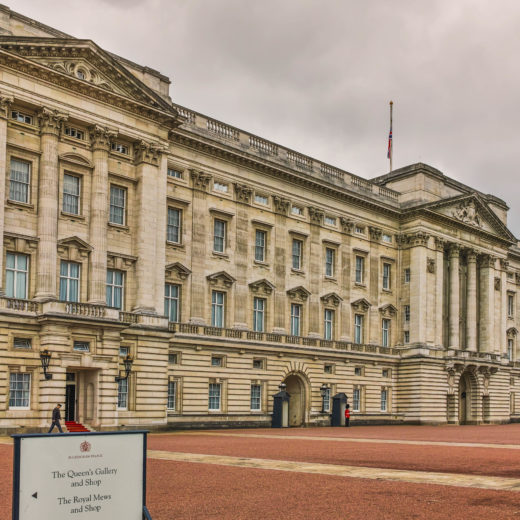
top-left (344, 404), bottom-right (350, 427)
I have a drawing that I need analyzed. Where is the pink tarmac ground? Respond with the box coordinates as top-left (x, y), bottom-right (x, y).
top-left (3, 424), bottom-right (520, 519)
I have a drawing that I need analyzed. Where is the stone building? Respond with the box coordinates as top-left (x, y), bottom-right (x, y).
top-left (0, 6), bottom-right (518, 433)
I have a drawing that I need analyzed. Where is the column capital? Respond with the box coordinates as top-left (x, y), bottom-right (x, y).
top-left (309, 206), bottom-right (325, 226)
top-left (38, 107), bottom-right (68, 137)
top-left (234, 183), bottom-right (253, 205)
top-left (406, 231), bottom-right (430, 247)
top-left (190, 169), bottom-right (212, 192)
top-left (448, 242), bottom-right (461, 257)
top-left (480, 254), bottom-right (496, 268)
top-left (340, 217), bottom-right (354, 235)
top-left (369, 226), bottom-right (382, 242)
top-left (466, 249), bottom-right (478, 263)
top-left (134, 139), bottom-right (164, 166)
top-left (500, 258), bottom-right (509, 271)
top-left (434, 236), bottom-right (447, 252)
top-left (0, 93), bottom-right (13, 120)
top-left (273, 195), bottom-right (290, 216)
top-left (89, 125), bottom-right (117, 152)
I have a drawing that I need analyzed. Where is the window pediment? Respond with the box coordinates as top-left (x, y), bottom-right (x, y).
top-left (320, 292), bottom-right (343, 307)
top-left (351, 298), bottom-right (371, 312)
top-left (379, 304), bottom-right (397, 317)
top-left (165, 262), bottom-right (191, 281)
top-left (57, 236), bottom-right (92, 260)
top-left (207, 271), bottom-right (236, 288)
top-left (59, 153), bottom-right (93, 169)
top-left (507, 327), bottom-right (518, 338)
top-left (286, 285), bottom-right (311, 302)
top-left (4, 232), bottom-right (38, 254)
top-left (249, 279), bottom-right (275, 295)
top-left (107, 251), bottom-right (137, 270)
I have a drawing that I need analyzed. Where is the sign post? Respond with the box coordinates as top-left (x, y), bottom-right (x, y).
top-left (12, 431), bottom-right (151, 520)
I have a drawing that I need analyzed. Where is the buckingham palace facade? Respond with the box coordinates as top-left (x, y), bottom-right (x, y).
top-left (0, 6), bottom-right (518, 433)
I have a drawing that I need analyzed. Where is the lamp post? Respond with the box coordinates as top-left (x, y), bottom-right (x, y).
top-left (278, 382), bottom-right (286, 392)
top-left (115, 354), bottom-right (134, 382)
top-left (39, 349), bottom-right (53, 380)
top-left (320, 383), bottom-right (328, 413)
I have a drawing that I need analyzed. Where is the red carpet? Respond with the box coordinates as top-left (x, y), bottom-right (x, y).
top-left (65, 421), bottom-right (90, 432)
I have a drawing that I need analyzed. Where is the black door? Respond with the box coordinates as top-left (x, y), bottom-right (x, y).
top-left (65, 384), bottom-right (76, 422)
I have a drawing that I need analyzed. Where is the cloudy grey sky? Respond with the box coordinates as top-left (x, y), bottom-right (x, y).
top-left (10, 0), bottom-right (520, 234)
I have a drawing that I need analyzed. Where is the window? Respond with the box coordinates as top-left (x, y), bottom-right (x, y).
top-left (109, 186), bottom-right (126, 225)
top-left (354, 367), bottom-right (362, 376)
top-left (253, 358), bottom-right (265, 370)
top-left (208, 383), bottom-right (221, 411)
top-left (324, 309), bottom-right (334, 340)
top-left (354, 314), bottom-right (364, 344)
top-left (62, 174), bottom-right (80, 215)
top-left (353, 388), bottom-right (360, 412)
top-left (382, 263), bottom-right (391, 290)
top-left (167, 208), bottom-right (182, 243)
top-left (211, 356), bottom-right (223, 367)
top-left (255, 230), bottom-right (266, 262)
top-left (9, 159), bottom-right (30, 203)
top-left (404, 268), bottom-right (411, 283)
top-left (13, 338), bottom-right (31, 349)
top-left (324, 216), bottom-right (336, 226)
top-left (167, 168), bottom-right (183, 179)
top-left (168, 353), bottom-right (178, 364)
top-left (254, 194), bottom-right (268, 205)
top-left (325, 248), bottom-right (335, 277)
top-left (508, 339), bottom-right (514, 361)
top-left (9, 373), bottom-right (30, 408)
top-left (211, 291), bottom-right (225, 327)
top-left (164, 284), bottom-right (180, 322)
top-left (292, 239), bottom-right (303, 270)
top-left (291, 206), bottom-right (303, 216)
top-left (253, 297), bottom-right (265, 332)
top-left (508, 294), bottom-right (515, 318)
top-left (111, 142), bottom-right (129, 155)
top-left (106, 269), bottom-right (124, 309)
top-left (73, 341), bottom-right (90, 352)
top-left (11, 110), bottom-right (33, 124)
top-left (119, 346), bottom-right (129, 357)
top-left (404, 331), bottom-right (410, 344)
top-left (382, 369), bottom-right (390, 378)
top-left (6, 253), bottom-right (28, 299)
top-left (382, 319), bottom-right (390, 347)
top-left (64, 126), bottom-right (84, 140)
top-left (251, 384), bottom-right (261, 411)
top-left (355, 225), bottom-right (364, 235)
top-left (167, 380), bottom-right (176, 410)
top-left (214, 181), bottom-right (228, 193)
top-left (117, 378), bottom-right (128, 409)
top-left (290, 303), bottom-right (301, 336)
top-left (381, 388), bottom-right (388, 412)
top-left (404, 305), bottom-right (410, 323)
top-left (324, 364), bottom-right (333, 374)
top-left (59, 261), bottom-right (80, 302)
top-left (213, 219), bottom-right (226, 253)
top-left (322, 387), bottom-right (331, 413)
top-left (355, 256), bottom-right (364, 284)
top-left (382, 234), bottom-right (392, 243)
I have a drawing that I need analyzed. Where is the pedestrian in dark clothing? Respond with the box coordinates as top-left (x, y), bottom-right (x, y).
top-left (344, 404), bottom-right (350, 427)
top-left (48, 404), bottom-right (64, 433)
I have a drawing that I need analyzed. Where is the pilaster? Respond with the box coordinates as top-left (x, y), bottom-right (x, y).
top-left (479, 254), bottom-right (495, 352)
top-left (448, 243), bottom-right (460, 349)
top-left (466, 249), bottom-right (478, 351)
top-left (434, 237), bottom-right (445, 348)
top-left (408, 232), bottom-right (429, 345)
top-left (308, 206), bottom-right (324, 337)
top-left (272, 196), bottom-right (290, 333)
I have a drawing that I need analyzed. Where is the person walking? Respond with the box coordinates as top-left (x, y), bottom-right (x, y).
top-left (48, 403), bottom-right (64, 433)
top-left (344, 403), bottom-right (350, 427)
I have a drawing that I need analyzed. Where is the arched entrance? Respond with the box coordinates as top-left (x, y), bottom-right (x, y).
top-left (458, 371), bottom-right (474, 424)
top-left (283, 374), bottom-right (306, 427)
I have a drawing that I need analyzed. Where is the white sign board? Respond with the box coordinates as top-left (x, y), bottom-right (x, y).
top-left (12, 432), bottom-right (147, 520)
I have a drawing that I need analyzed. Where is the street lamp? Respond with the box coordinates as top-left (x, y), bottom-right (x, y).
top-left (39, 349), bottom-right (52, 380)
top-left (278, 382), bottom-right (287, 392)
top-left (115, 354), bottom-right (134, 382)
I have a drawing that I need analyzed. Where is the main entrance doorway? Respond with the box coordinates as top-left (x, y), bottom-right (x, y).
top-left (458, 372), bottom-right (473, 424)
top-left (65, 372), bottom-right (76, 422)
top-left (283, 374), bottom-right (306, 427)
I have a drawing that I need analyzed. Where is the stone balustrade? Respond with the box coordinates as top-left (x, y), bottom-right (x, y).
top-left (1, 297), bottom-right (40, 313)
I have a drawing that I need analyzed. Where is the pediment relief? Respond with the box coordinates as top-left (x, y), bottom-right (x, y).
top-left (165, 262), bottom-right (191, 281)
top-left (320, 292), bottom-right (343, 307)
top-left (57, 236), bottom-right (92, 260)
top-left (286, 285), bottom-right (311, 302)
top-left (379, 304), bottom-right (397, 317)
top-left (207, 271), bottom-right (236, 288)
top-left (351, 298), bottom-right (371, 312)
top-left (249, 279), bottom-right (275, 295)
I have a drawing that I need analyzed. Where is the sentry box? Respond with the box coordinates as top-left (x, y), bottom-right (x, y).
top-left (12, 431), bottom-right (152, 520)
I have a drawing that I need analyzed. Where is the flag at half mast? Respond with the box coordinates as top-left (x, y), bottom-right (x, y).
top-left (387, 101), bottom-right (393, 171)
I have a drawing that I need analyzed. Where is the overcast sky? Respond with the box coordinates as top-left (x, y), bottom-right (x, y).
top-left (10, 0), bottom-right (520, 235)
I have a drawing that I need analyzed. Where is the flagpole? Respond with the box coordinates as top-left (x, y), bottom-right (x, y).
top-left (389, 100), bottom-right (393, 172)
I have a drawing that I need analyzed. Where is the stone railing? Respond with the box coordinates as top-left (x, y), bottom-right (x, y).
top-left (119, 311), bottom-right (139, 324)
top-left (169, 322), bottom-right (399, 355)
top-left (65, 302), bottom-right (106, 318)
top-left (172, 103), bottom-right (400, 205)
top-left (1, 297), bottom-right (40, 313)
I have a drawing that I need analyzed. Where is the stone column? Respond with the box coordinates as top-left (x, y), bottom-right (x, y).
top-left (154, 152), bottom-right (168, 315)
top-left (479, 254), bottom-right (495, 352)
top-left (408, 232), bottom-right (429, 345)
top-left (35, 107), bottom-right (68, 301)
top-left (339, 218), bottom-right (354, 341)
top-left (448, 243), bottom-right (460, 349)
top-left (308, 207), bottom-right (325, 337)
top-left (434, 237), bottom-right (445, 348)
top-left (189, 170), bottom-right (212, 324)
top-left (368, 226), bottom-right (382, 344)
top-left (133, 140), bottom-right (163, 314)
top-left (272, 196), bottom-right (290, 334)
top-left (88, 125), bottom-right (115, 305)
top-left (500, 259), bottom-right (508, 356)
top-left (0, 94), bottom-right (13, 296)
top-left (466, 249), bottom-right (478, 351)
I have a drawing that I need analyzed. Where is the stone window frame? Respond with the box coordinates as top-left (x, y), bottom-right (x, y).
top-left (211, 354), bottom-right (227, 368)
top-left (9, 331), bottom-right (38, 351)
top-left (168, 350), bottom-right (182, 365)
top-left (354, 366), bottom-right (365, 377)
top-left (60, 171), bottom-right (83, 218)
top-left (251, 220), bottom-right (273, 266)
top-left (381, 257), bottom-right (395, 292)
top-left (212, 179), bottom-right (231, 196)
top-left (507, 291), bottom-right (515, 319)
top-left (71, 334), bottom-right (97, 355)
top-left (166, 205), bottom-right (183, 245)
top-left (404, 330), bottom-right (410, 344)
top-left (507, 328), bottom-right (517, 362)
top-left (353, 249), bottom-right (368, 286)
top-left (106, 252), bottom-right (136, 311)
top-left (7, 370), bottom-right (33, 410)
top-left (324, 363), bottom-right (335, 375)
top-left (166, 162), bottom-right (187, 183)
top-left (286, 286), bottom-right (310, 337)
top-left (208, 378), bottom-right (228, 413)
top-left (6, 149), bottom-right (40, 211)
top-left (4, 234), bottom-right (38, 300)
top-left (323, 240), bottom-right (339, 280)
top-left (108, 183), bottom-right (128, 228)
top-left (165, 262), bottom-right (191, 323)
top-left (289, 230), bottom-right (309, 274)
top-left (381, 386), bottom-right (391, 413)
top-left (323, 307), bottom-right (336, 341)
top-left (381, 318), bottom-right (391, 347)
top-left (209, 208), bottom-right (235, 257)
top-left (252, 357), bottom-right (267, 370)
top-left (10, 108), bottom-right (36, 127)
top-left (404, 268), bottom-right (411, 284)
top-left (253, 192), bottom-right (269, 207)
top-left (250, 381), bottom-right (263, 412)
top-left (167, 376), bottom-right (183, 414)
top-left (352, 384), bottom-right (365, 413)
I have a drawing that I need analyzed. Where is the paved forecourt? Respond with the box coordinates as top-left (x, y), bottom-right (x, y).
top-left (2, 424), bottom-right (520, 519)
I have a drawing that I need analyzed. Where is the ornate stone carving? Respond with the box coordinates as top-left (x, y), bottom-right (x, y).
top-left (190, 170), bottom-right (212, 192)
top-left (351, 298), bottom-right (371, 313)
top-left (207, 271), bottom-right (236, 288)
top-left (395, 234), bottom-right (408, 247)
top-left (89, 124), bottom-right (117, 152)
top-left (286, 285), bottom-right (311, 302)
top-left (57, 236), bottom-right (92, 261)
top-left (4, 233), bottom-right (38, 254)
top-left (272, 196), bottom-right (290, 216)
top-left (434, 236), bottom-right (446, 252)
top-left (320, 292), bottom-right (343, 307)
top-left (427, 258), bottom-right (436, 273)
top-left (339, 217), bottom-right (354, 234)
top-left (466, 249), bottom-right (477, 263)
top-left (480, 254), bottom-right (496, 269)
top-left (406, 232), bottom-right (430, 247)
top-left (369, 226), bottom-right (382, 242)
top-left (0, 93), bottom-right (13, 119)
top-left (445, 363), bottom-right (456, 395)
top-left (165, 262), bottom-right (191, 281)
top-left (500, 259), bottom-right (510, 271)
top-left (107, 252), bottom-right (137, 270)
top-left (452, 200), bottom-right (482, 227)
top-left (448, 243), bottom-right (460, 258)
top-left (495, 277), bottom-right (501, 291)
top-left (38, 107), bottom-right (68, 136)
top-left (379, 304), bottom-right (397, 317)
top-left (507, 327), bottom-right (518, 338)
top-left (234, 183), bottom-right (253, 204)
top-left (249, 279), bottom-right (275, 295)
top-left (134, 140), bottom-right (163, 166)
top-left (308, 207), bottom-right (324, 225)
